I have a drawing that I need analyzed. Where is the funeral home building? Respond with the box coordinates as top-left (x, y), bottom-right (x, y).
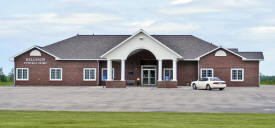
top-left (11, 29), bottom-right (264, 88)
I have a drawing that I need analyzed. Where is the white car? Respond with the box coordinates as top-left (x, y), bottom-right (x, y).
top-left (191, 77), bottom-right (226, 90)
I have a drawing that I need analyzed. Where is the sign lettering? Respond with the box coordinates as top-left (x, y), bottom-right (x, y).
top-left (24, 58), bottom-right (47, 65)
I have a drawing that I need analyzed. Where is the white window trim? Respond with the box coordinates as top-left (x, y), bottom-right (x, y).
top-left (163, 68), bottom-right (173, 81)
top-left (49, 68), bottom-right (62, 81)
top-left (16, 68), bottom-right (29, 81)
top-left (101, 68), bottom-right (114, 81)
top-left (231, 68), bottom-right (244, 82)
top-left (201, 68), bottom-right (214, 78)
top-left (83, 68), bottom-right (96, 81)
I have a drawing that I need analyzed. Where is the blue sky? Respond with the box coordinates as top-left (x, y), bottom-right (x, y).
top-left (0, 0), bottom-right (275, 75)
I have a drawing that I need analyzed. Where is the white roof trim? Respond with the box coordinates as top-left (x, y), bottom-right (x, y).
top-left (183, 59), bottom-right (199, 61)
top-left (100, 29), bottom-right (183, 59)
top-left (195, 46), bottom-right (247, 60)
top-left (56, 59), bottom-right (107, 61)
top-left (9, 45), bottom-right (60, 61)
top-left (243, 59), bottom-right (264, 61)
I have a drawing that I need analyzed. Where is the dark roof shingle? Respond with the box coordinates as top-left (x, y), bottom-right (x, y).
top-left (237, 52), bottom-right (264, 60)
top-left (41, 35), bottom-right (263, 60)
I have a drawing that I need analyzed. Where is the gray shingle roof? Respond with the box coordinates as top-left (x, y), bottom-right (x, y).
top-left (228, 48), bottom-right (264, 60)
top-left (152, 35), bottom-right (217, 59)
top-left (237, 52), bottom-right (264, 60)
top-left (41, 35), bottom-right (263, 60)
top-left (43, 35), bottom-right (130, 59)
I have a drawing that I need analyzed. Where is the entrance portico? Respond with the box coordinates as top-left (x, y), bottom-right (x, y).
top-left (101, 29), bottom-right (182, 88)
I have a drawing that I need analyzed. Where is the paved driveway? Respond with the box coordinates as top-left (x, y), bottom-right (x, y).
top-left (0, 86), bottom-right (275, 113)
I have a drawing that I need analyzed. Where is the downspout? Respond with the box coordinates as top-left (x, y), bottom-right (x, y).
top-left (197, 60), bottom-right (200, 80)
top-left (13, 63), bottom-right (16, 87)
top-left (97, 60), bottom-right (99, 86)
top-left (258, 61), bottom-right (260, 87)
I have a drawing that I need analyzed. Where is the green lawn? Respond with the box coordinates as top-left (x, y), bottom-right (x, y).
top-left (0, 81), bottom-right (13, 86)
top-left (0, 111), bottom-right (275, 128)
top-left (261, 81), bottom-right (275, 85)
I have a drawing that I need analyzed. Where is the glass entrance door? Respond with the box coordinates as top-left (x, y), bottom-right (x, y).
top-left (141, 66), bottom-right (156, 85)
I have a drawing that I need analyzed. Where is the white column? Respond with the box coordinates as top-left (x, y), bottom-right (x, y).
top-left (173, 59), bottom-right (177, 81)
top-left (121, 60), bottom-right (125, 81)
top-left (158, 59), bottom-right (162, 81)
top-left (107, 59), bottom-right (113, 81)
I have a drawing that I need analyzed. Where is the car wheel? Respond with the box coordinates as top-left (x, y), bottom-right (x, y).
top-left (192, 84), bottom-right (197, 90)
top-left (219, 88), bottom-right (224, 90)
top-left (206, 85), bottom-right (211, 90)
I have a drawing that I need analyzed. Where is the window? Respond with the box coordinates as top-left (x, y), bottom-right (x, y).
top-left (231, 68), bottom-right (244, 81)
top-left (50, 68), bottom-right (62, 81)
top-left (30, 50), bottom-right (41, 56)
top-left (16, 68), bottom-right (29, 80)
top-left (163, 68), bottom-right (173, 81)
top-left (201, 68), bottom-right (213, 78)
top-left (102, 68), bottom-right (114, 81)
top-left (83, 68), bottom-right (96, 81)
top-left (215, 50), bottom-right (227, 56)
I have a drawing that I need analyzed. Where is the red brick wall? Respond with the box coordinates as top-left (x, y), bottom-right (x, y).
top-left (157, 81), bottom-right (178, 88)
top-left (178, 61), bottom-right (198, 86)
top-left (199, 48), bottom-right (259, 87)
top-left (106, 81), bottom-right (126, 88)
top-left (14, 48), bottom-right (199, 86)
top-left (19, 48), bottom-right (259, 87)
top-left (14, 48), bottom-right (98, 86)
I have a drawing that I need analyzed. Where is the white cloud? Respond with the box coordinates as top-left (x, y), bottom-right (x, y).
top-left (9, 13), bottom-right (121, 25)
top-left (249, 26), bottom-right (275, 35)
top-left (262, 18), bottom-right (275, 24)
top-left (60, 0), bottom-right (91, 3)
top-left (220, 0), bottom-right (261, 7)
top-left (149, 22), bottom-right (200, 32)
top-left (161, 0), bottom-right (264, 15)
top-left (239, 26), bottom-right (275, 39)
top-left (125, 21), bottom-right (199, 33)
top-left (170, 0), bottom-right (193, 5)
top-left (160, 7), bottom-right (222, 15)
top-left (0, 12), bottom-right (122, 35)
top-left (128, 20), bottom-right (156, 28)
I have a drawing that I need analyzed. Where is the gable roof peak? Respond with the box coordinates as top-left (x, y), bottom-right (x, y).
top-left (100, 29), bottom-right (183, 59)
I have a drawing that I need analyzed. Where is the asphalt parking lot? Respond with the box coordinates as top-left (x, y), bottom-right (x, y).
top-left (0, 86), bottom-right (275, 113)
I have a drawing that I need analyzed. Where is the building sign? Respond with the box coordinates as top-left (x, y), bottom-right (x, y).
top-left (24, 58), bottom-right (47, 65)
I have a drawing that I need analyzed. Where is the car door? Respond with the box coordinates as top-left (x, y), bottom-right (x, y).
top-left (198, 78), bottom-right (205, 89)
top-left (201, 78), bottom-right (208, 89)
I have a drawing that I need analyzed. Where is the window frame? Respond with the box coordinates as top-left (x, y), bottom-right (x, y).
top-left (49, 68), bottom-right (62, 81)
top-left (163, 68), bottom-right (173, 81)
top-left (200, 68), bottom-right (214, 78)
top-left (231, 68), bottom-right (244, 82)
top-left (101, 68), bottom-right (114, 81)
top-left (83, 68), bottom-right (96, 81)
top-left (16, 68), bottom-right (29, 81)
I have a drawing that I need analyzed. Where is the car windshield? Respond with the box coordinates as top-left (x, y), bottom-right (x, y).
top-left (210, 77), bottom-right (222, 81)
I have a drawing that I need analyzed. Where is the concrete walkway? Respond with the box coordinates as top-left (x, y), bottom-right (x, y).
top-left (0, 86), bottom-right (275, 113)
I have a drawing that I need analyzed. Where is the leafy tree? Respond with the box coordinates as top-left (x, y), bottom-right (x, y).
top-left (0, 67), bottom-right (3, 76)
top-left (260, 73), bottom-right (275, 85)
top-left (7, 68), bottom-right (14, 82)
top-left (0, 67), bottom-right (7, 82)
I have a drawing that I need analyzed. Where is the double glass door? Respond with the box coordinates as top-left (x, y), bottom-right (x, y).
top-left (142, 66), bottom-right (156, 85)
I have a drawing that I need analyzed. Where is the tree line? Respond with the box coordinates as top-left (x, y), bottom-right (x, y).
top-left (0, 67), bottom-right (14, 82)
top-left (260, 73), bottom-right (275, 85)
